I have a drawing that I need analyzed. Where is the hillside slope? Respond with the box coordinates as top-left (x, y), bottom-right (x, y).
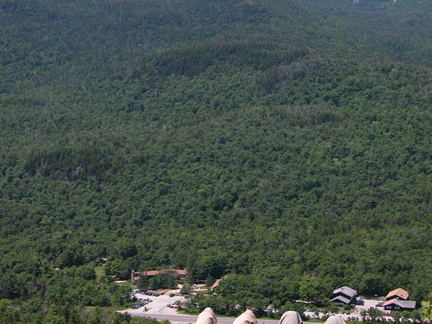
top-left (0, 0), bottom-right (431, 321)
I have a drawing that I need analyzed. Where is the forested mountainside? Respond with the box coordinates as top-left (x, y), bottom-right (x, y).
top-left (1, 0), bottom-right (432, 322)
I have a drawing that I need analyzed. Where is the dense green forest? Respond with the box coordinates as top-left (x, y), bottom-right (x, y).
top-left (1, 0), bottom-right (432, 322)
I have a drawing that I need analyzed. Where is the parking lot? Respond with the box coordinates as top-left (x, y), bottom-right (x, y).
top-left (123, 289), bottom-right (186, 315)
top-left (304, 298), bottom-right (397, 322)
top-left (122, 294), bottom-right (399, 322)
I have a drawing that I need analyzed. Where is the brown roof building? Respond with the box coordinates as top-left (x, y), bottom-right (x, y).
top-left (385, 288), bottom-right (409, 301)
top-left (131, 269), bottom-right (187, 282)
top-left (211, 279), bottom-right (222, 291)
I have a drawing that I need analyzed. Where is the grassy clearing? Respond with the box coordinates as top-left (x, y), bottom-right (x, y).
top-left (95, 265), bottom-right (105, 280)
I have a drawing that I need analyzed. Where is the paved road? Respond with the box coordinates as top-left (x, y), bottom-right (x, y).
top-left (130, 312), bottom-right (282, 324)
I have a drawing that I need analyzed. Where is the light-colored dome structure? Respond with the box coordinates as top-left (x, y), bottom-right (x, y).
top-left (196, 307), bottom-right (217, 324)
top-left (324, 316), bottom-right (346, 324)
top-left (233, 310), bottom-right (257, 324)
top-left (279, 311), bottom-right (303, 324)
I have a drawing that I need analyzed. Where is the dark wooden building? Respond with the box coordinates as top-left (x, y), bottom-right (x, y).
top-left (330, 286), bottom-right (358, 305)
top-left (383, 299), bottom-right (418, 311)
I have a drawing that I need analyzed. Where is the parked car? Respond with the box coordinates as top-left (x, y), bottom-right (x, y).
top-left (355, 298), bottom-right (365, 305)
